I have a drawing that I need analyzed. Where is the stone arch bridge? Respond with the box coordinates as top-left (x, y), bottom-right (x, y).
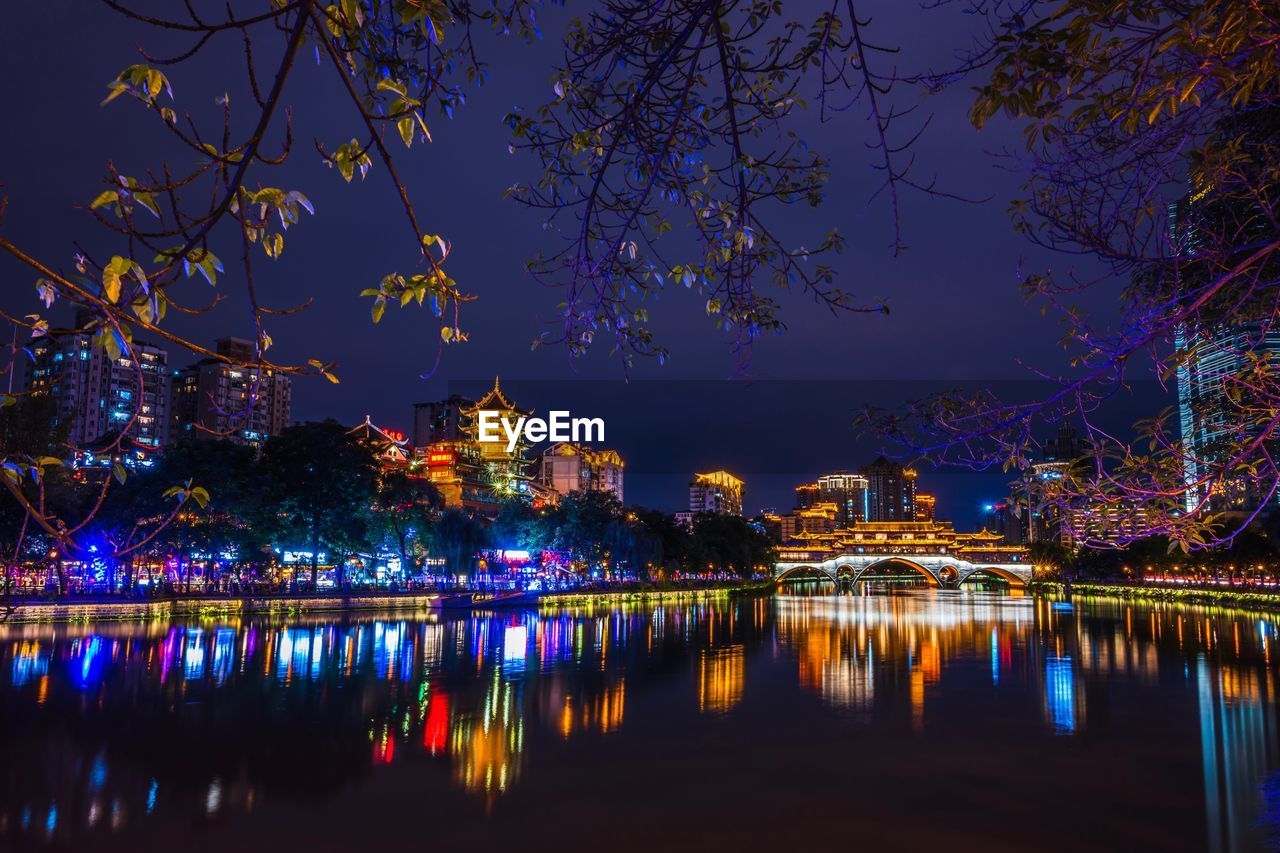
top-left (774, 553), bottom-right (1031, 589)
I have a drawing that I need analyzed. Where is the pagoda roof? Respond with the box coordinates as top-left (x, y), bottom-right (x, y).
top-left (347, 415), bottom-right (408, 447)
top-left (463, 376), bottom-right (530, 415)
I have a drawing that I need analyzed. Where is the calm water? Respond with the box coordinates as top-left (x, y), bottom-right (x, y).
top-left (1, 588), bottom-right (1279, 851)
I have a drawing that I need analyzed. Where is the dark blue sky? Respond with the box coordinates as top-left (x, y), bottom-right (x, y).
top-left (0, 2), bottom-right (1167, 520)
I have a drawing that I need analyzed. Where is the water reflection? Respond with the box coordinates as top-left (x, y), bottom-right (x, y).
top-left (0, 590), bottom-right (1278, 850)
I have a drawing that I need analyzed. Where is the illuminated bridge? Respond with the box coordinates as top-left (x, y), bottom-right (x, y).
top-left (772, 521), bottom-right (1032, 589)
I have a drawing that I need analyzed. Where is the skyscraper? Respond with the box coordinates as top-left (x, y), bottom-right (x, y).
top-left (1166, 114), bottom-right (1280, 518)
top-left (170, 337), bottom-right (291, 451)
top-left (859, 456), bottom-right (916, 522)
top-left (1177, 322), bottom-right (1280, 513)
top-left (1028, 423), bottom-right (1085, 545)
top-left (793, 481), bottom-right (820, 510)
top-left (26, 326), bottom-right (170, 457)
top-left (815, 471), bottom-right (869, 526)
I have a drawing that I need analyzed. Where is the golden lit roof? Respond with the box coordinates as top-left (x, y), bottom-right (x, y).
top-left (544, 442), bottom-right (624, 466)
top-left (464, 376), bottom-right (530, 415)
top-left (694, 470), bottom-right (743, 489)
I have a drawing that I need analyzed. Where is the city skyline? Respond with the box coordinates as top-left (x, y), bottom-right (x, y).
top-left (0, 2), bottom-right (1277, 851)
top-left (0, 3), bottom-right (1121, 413)
top-left (0, 3), bottom-right (1175, 530)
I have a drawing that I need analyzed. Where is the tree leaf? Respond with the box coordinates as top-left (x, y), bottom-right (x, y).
top-left (102, 256), bottom-right (131, 303)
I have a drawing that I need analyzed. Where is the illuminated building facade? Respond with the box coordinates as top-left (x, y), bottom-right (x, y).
top-left (914, 493), bottom-right (936, 522)
top-left (1023, 423), bottom-right (1085, 545)
top-left (419, 378), bottom-right (545, 513)
top-left (1065, 497), bottom-right (1149, 547)
top-left (540, 442), bottom-right (625, 503)
top-left (169, 337), bottom-right (291, 451)
top-left (1166, 151), bottom-right (1280, 518)
top-left (983, 499), bottom-right (1027, 546)
top-left (26, 325), bottom-right (170, 458)
top-left (689, 470), bottom-right (744, 516)
top-left (775, 519), bottom-right (1031, 587)
top-left (859, 456), bottom-right (917, 522)
top-left (794, 481), bottom-right (820, 510)
top-left (816, 471), bottom-right (869, 526)
top-left (795, 502), bottom-right (838, 534)
top-left (779, 520), bottom-right (1024, 566)
top-left (347, 416), bottom-right (414, 473)
top-left (1177, 322), bottom-right (1280, 514)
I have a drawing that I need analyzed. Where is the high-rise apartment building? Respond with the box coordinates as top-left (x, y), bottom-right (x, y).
top-left (689, 470), bottom-right (743, 516)
top-left (794, 481), bottom-right (820, 510)
top-left (1026, 423), bottom-right (1086, 545)
top-left (1166, 137), bottom-right (1280, 517)
top-left (815, 471), bottom-right (869, 526)
top-left (859, 456), bottom-right (916, 522)
top-left (26, 327), bottom-right (170, 458)
top-left (1177, 323), bottom-right (1280, 514)
top-left (412, 394), bottom-right (473, 447)
top-left (170, 337), bottom-right (291, 451)
top-left (540, 443), bottom-right (625, 504)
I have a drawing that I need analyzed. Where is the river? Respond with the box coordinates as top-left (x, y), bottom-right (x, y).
top-left (1, 587), bottom-right (1278, 851)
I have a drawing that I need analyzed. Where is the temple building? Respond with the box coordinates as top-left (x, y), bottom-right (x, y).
top-left (540, 442), bottom-right (625, 503)
top-left (347, 416), bottom-right (415, 473)
top-left (794, 502), bottom-right (839, 534)
top-left (779, 520), bottom-right (1026, 568)
top-left (689, 470), bottom-right (744, 516)
top-left (418, 378), bottom-right (548, 514)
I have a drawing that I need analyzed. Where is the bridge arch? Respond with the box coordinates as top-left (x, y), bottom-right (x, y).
top-left (959, 566), bottom-right (1028, 589)
top-left (853, 557), bottom-right (940, 588)
top-left (775, 564), bottom-right (838, 584)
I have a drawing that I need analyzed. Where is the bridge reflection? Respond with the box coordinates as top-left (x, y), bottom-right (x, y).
top-left (774, 589), bottom-right (1280, 847)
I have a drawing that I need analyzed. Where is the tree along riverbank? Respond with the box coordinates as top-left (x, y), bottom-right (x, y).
top-left (1031, 581), bottom-right (1280, 613)
top-left (0, 581), bottom-right (772, 624)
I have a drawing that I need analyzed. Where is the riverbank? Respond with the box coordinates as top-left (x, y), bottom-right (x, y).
top-left (0, 581), bottom-right (773, 624)
top-left (1032, 580), bottom-right (1280, 612)
top-left (0, 592), bottom-right (447, 624)
top-left (536, 581), bottom-right (773, 609)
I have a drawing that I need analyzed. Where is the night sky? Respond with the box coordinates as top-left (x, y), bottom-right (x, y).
top-left (0, 2), bottom-right (1168, 521)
